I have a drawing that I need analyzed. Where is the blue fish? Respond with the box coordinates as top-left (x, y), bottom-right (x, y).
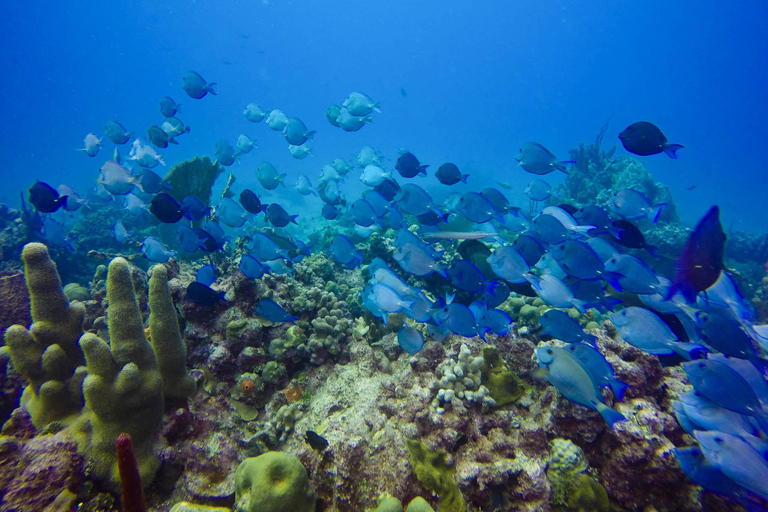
top-left (239, 255), bottom-right (268, 279)
top-left (176, 224), bottom-right (202, 252)
top-left (551, 240), bottom-right (623, 289)
top-left (383, 208), bottom-right (404, 230)
top-left (186, 282), bottom-right (225, 306)
top-left (487, 246), bottom-right (530, 284)
top-left (181, 195), bottom-right (210, 221)
top-left (480, 187), bottom-right (511, 214)
top-left (694, 430), bottom-right (768, 501)
top-left (266, 203), bottom-right (298, 227)
top-left (416, 209), bottom-right (450, 226)
top-left (361, 285), bottom-right (386, 323)
top-left (610, 307), bottom-right (706, 359)
top-left (539, 309), bottom-right (597, 346)
top-left (141, 236), bottom-right (175, 263)
top-left (525, 274), bottom-right (586, 312)
top-left (604, 254), bottom-right (663, 295)
top-left (535, 346), bottom-right (625, 427)
top-left (396, 184), bottom-right (437, 216)
top-left (608, 189), bottom-right (666, 223)
top-left (666, 205), bottom-right (725, 303)
top-left (695, 312), bottom-right (767, 365)
top-left (398, 326), bottom-right (425, 355)
top-left (321, 203), bottom-right (340, 220)
top-left (394, 242), bottom-right (447, 278)
top-left (367, 283), bottom-right (414, 314)
top-left (564, 343), bottom-right (629, 401)
top-left (330, 234), bottom-right (363, 268)
top-left (457, 192), bottom-right (499, 223)
top-left (433, 303), bottom-right (488, 338)
top-left (352, 199), bottom-right (379, 227)
top-left (512, 233), bottom-right (546, 266)
top-left (675, 390), bottom-right (760, 439)
top-left (195, 228), bottom-right (220, 253)
top-left (113, 221), bottom-right (131, 244)
top-left (254, 299), bottom-right (297, 324)
top-left (362, 190), bottom-right (390, 218)
top-left (195, 264), bottom-right (218, 286)
top-left (448, 259), bottom-right (499, 295)
top-left (427, 323), bottom-right (451, 342)
top-left (248, 233), bottom-right (290, 261)
top-left (203, 221), bottom-right (227, 250)
top-left (530, 213), bottom-right (570, 245)
top-left (469, 301), bottom-right (512, 336)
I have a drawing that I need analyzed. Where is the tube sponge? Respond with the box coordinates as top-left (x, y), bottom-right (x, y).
top-left (5, 242), bottom-right (85, 427)
top-left (234, 451), bottom-right (315, 512)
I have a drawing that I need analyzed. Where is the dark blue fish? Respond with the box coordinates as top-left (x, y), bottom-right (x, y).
top-left (150, 193), bottom-right (184, 223)
top-left (363, 190), bottom-right (390, 218)
top-left (186, 282), bottom-right (225, 306)
top-left (512, 233), bottom-right (546, 266)
top-left (374, 177), bottom-right (401, 201)
top-left (416, 210), bottom-right (449, 226)
top-left (551, 240), bottom-right (623, 288)
top-left (383, 208), bottom-right (404, 230)
top-left (433, 303), bottom-right (488, 338)
top-left (304, 431), bottom-right (329, 452)
top-left (248, 233), bottom-right (289, 261)
top-left (159, 96), bottom-right (181, 118)
top-left (396, 184), bottom-right (436, 216)
top-left (239, 189), bottom-right (267, 214)
top-left (29, 182), bottom-right (67, 213)
top-left (181, 195), bottom-right (210, 221)
top-left (530, 213), bottom-right (570, 245)
top-left (330, 234), bottom-right (362, 268)
top-left (564, 343), bottom-right (629, 401)
top-left (469, 301), bottom-right (512, 336)
top-left (352, 199), bottom-right (378, 227)
top-left (480, 188), bottom-right (511, 214)
top-left (457, 192), bottom-right (499, 223)
top-left (195, 228), bottom-right (219, 252)
top-left (619, 121), bottom-right (683, 158)
top-left (695, 312), bottom-right (768, 365)
top-left (255, 299), bottom-right (297, 324)
top-left (133, 168), bottom-right (169, 194)
top-left (266, 203), bottom-right (298, 227)
top-left (427, 323), bottom-right (451, 342)
top-left (395, 152), bottom-right (429, 178)
top-left (608, 219), bottom-right (658, 257)
top-left (182, 70), bottom-right (216, 99)
top-left (195, 264), bottom-right (218, 286)
top-left (574, 205), bottom-right (619, 237)
top-left (435, 163), bottom-right (468, 185)
top-left (177, 224), bottom-right (205, 252)
top-left (539, 309), bottom-right (597, 346)
top-left (398, 326), bottom-right (425, 355)
top-left (202, 221), bottom-right (227, 250)
top-left (322, 203), bottom-right (340, 220)
top-left (667, 206), bottom-right (725, 303)
top-left (448, 259), bottom-right (499, 295)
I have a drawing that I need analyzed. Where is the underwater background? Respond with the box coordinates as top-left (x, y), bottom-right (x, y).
top-left (1, 1), bottom-right (768, 512)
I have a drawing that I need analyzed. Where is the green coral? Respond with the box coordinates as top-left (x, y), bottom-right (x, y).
top-left (63, 283), bottom-right (90, 301)
top-left (234, 451), bottom-right (315, 512)
top-left (547, 438), bottom-right (608, 512)
top-left (164, 156), bottom-right (222, 209)
top-left (480, 346), bottom-right (524, 406)
top-left (261, 360), bottom-right (287, 384)
top-left (6, 244), bottom-right (194, 491)
top-left (405, 439), bottom-right (465, 512)
top-left (5, 243), bottom-right (86, 427)
top-left (405, 497), bottom-right (436, 512)
top-left (370, 494), bottom-right (403, 512)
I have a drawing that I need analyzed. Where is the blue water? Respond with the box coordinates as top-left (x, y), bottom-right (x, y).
top-left (1, 1), bottom-right (766, 232)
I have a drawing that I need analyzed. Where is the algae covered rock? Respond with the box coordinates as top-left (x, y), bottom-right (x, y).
top-left (405, 497), bottom-right (436, 512)
top-left (405, 439), bottom-right (465, 512)
top-left (547, 438), bottom-right (608, 512)
top-left (234, 451), bottom-right (315, 512)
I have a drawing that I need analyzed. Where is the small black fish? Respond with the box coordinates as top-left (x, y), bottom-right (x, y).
top-left (195, 228), bottom-right (219, 252)
top-left (435, 163), bottom-right (468, 185)
top-left (395, 152), bottom-right (429, 178)
top-left (304, 430), bottom-right (329, 452)
top-left (609, 219), bottom-right (659, 257)
top-left (686, 185), bottom-right (698, 191)
top-left (239, 189), bottom-right (266, 214)
top-left (557, 204), bottom-right (578, 215)
top-left (666, 205), bottom-right (725, 303)
top-left (150, 193), bottom-right (184, 223)
top-left (29, 182), bottom-right (67, 213)
top-left (417, 210), bottom-right (449, 226)
top-left (619, 121), bottom-right (683, 158)
top-left (186, 281), bottom-right (225, 306)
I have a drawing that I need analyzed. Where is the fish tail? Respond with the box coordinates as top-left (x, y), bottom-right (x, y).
top-left (663, 144), bottom-right (684, 159)
top-left (372, 102), bottom-right (382, 113)
top-left (644, 244), bottom-right (660, 258)
top-left (603, 271), bottom-right (625, 292)
top-left (609, 378), bottom-right (630, 402)
top-left (418, 165), bottom-right (429, 176)
top-left (460, 174), bottom-right (469, 184)
top-left (289, 215), bottom-right (299, 225)
top-left (650, 203), bottom-right (667, 224)
top-left (670, 341), bottom-right (709, 360)
top-left (597, 403), bottom-right (626, 427)
top-left (362, 116), bottom-right (373, 124)
top-left (307, 130), bottom-right (317, 141)
top-left (206, 83), bottom-right (218, 95)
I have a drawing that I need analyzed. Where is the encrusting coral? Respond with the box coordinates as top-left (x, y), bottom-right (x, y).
top-left (5, 243), bottom-right (195, 491)
top-left (234, 451), bottom-right (316, 512)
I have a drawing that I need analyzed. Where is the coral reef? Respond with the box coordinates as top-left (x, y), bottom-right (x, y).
top-left (234, 451), bottom-right (316, 512)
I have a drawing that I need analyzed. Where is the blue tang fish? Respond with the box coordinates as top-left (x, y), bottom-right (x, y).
top-left (398, 326), bottom-right (425, 355)
top-left (539, 309), bottom-right (597, 346)
top-left (255, 300), bottom-right (297, 324)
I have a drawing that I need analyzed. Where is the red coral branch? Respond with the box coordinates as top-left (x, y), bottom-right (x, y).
top-left (116, 433), bottom-right (147, 512)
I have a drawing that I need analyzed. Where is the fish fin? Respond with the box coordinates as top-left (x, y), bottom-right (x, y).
top-left (288, 315), bottom-right (298, 324)
top-left (609, 378), bottom-right (630, 402)
top-left (670, 342), bottom-right (709, 360)
top-left (571, 224), bottom-right (597, 235)
top-left (445, 293), bottom-right (455, 305)
top-left (663, 144), bottom-right (684, 159)
top-left (382, 313), bottom-right (388, 326)
top-left (206, 83), bottom-right (218, 95)
top-left (176, 103), bottom-right (182, 113)
top-left (644, 244), bottom-right (659, 258)
top-left (596, 403), bottom-right (626, 427)
top-left (289, 215), bottom-right (299, 225)
top-left (169, 137), bottom-right (179, 145)
top-left (460, 174), bottom-right (470, 184)
top-left (418, 165), bottom-right (429, 176)
top-left (362, 116), bottom-right (373, 124)
top-left (435, 265), bottom-right (448, 278)
top-left (372, 102), bottom-right (382, 113)
top-left (650, 203), bottom-right (667, 223)
top-left (484, 281), bottom-right (500, 297)
top-left (603, 271), bottom-right (625, 292)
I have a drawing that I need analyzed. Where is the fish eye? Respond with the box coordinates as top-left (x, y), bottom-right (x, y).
top-left (697, 362), bottom-right (705, 368)
top-left (546, 348), bottom-right (553, 354)
top-left (714, 437), bottom-right (723, 444)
